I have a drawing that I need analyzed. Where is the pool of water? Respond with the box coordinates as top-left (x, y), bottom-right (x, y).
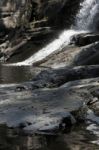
top-left (0, 122), bottom-right (99, 150)
top-left (0, 65), bottom-right (34, 84)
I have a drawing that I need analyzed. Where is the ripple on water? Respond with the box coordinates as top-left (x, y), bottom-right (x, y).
top-left (0, 65), bottom-right (34, 84)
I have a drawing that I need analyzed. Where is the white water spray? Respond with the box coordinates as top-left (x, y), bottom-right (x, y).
top-left (13, 30), bottom-right (83, 66)
top-left (7, 0), bottom-right (99, 66)
top-left (75, 0), bottom-right (99, 30)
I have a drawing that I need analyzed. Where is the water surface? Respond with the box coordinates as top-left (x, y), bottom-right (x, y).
top-left (0, 65), bottom-right (34, 84)
top-left (0, 123), bottom-right (99, 150)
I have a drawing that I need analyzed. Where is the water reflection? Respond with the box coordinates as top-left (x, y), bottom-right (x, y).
top-left (0, 124), bottom-right (99, 150)
top-left (0, 65), bottom-right (34, 84)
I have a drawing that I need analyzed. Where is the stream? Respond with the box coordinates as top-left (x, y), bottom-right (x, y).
top-left (0, 0), bottom-right (99, 149)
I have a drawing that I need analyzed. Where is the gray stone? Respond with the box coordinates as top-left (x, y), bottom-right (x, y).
top-left (0, 83), bottom-right (91, 132)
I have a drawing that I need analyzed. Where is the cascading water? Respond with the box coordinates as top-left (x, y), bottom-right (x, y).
top-left (75, 0), bottom-right (99, 30)
top-left (12, 30), bottom-right (82, 66)
top-left (7, 0), bottom-right (99, 66)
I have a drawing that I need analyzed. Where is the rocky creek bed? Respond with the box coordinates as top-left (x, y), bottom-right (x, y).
top-left (0, 31), bottom-right (99, 149)
top-left (0, 0), bottom-right (99, 149)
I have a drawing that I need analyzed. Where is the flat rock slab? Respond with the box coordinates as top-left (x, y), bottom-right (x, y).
top-left (38, 42), bottom-right (99, 69)
top-left (38, 46), bottom-right (80, 68)
top-left (0, 84), bottom-right (91, 132)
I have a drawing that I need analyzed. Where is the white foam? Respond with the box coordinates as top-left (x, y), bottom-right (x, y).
top-left (75, 0), bottom-right (99, 30)
top-left (7, 30), bottom-right (85, 66)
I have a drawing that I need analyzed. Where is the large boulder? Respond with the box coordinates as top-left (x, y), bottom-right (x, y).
top-left (70, 32), bottom-right (99, 46)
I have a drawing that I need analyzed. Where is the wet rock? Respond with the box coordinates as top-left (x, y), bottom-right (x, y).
top-left (38, 42), bottom-right (99, 69)
top-left (87, 86), bottom-right (99, 116)
top-left (32, 65), bottom-right (99, 88)
top-left (36, 46), bottom-right (79, 69)
top-left (0, 83), bottom-right (91, 132)
top-left (16, 86), bottom-right (27, 92)
top-left (74, 42), bottom-right (99, 65)
top-left (70, 32), bottom-right (99, 46)
top-left (0, 27), bottom-right (59, 62)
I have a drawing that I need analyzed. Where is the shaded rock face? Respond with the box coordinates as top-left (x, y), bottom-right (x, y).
top-left (0, 0), bottom-right (82, 30)
top-left (31, 0), bottom-right (82, 29)
top-left (70, 33), bottom-right (99, 46)
top-left (0, 0), bottom-right (32, 30)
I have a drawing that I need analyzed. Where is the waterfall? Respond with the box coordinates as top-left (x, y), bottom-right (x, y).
top-left (75, 0), bottom-right (99, 30)
top-left (12, 30), bottom-right (84, 66)
top-left (7, 0), bottom-right (99, 66)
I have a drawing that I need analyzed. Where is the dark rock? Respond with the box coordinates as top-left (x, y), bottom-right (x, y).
top-left (16, 86), bottom-right (27, 92)
top-left (70, 33), bottom-right (99, 46)
top-left (0, 27), bottom-right (59, 62)
top-left (74, 42), bottom-right (99, 65)
top-left (31, 65), bottom-right (99, 89)
top-left (0, 0), bottom-right (82, 30)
